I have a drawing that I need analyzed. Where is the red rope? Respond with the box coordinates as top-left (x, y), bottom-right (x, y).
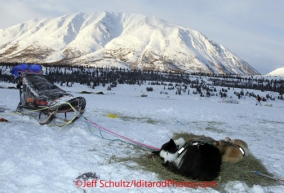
top-left (89, 120), bottom-right (160, 151)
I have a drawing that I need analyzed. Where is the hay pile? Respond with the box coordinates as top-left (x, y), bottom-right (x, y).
top-left (118, 132), bottom-right (280, 191)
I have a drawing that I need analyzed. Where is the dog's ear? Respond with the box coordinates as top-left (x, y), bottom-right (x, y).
top-left (169, 139), bottom-right (175, 145)
top-left (225, 137), bottom-right (231, 141)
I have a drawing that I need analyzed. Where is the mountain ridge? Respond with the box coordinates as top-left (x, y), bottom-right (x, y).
top-left (0, 11), bottom-right (260, 75)
top-left (267, 67), bottom-right (284, 76)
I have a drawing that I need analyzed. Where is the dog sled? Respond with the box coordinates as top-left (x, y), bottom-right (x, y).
top-left (12, 64), bottom-right (86, 127)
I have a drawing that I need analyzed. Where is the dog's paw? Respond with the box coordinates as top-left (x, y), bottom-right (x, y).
top-left (162, 161), bottom-right (169, 167)
top-left (152, 150), bottom-right (160, 154)
top-left (147, 153), bottom-right (158, 159)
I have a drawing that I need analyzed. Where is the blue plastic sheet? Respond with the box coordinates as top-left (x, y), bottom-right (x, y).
top-left (11, 64), bottom-right (43, 76)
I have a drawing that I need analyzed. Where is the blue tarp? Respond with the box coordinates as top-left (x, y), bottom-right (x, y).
top-left (11, 64), bottom-right (43, 77)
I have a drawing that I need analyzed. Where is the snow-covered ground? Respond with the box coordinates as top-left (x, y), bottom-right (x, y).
top-left (0, 81), bottom-right (284, 193)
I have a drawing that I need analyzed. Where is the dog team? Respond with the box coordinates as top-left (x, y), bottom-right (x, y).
top-left (152, 136), bottom-right (249, 181)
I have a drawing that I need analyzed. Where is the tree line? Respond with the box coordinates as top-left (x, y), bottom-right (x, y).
top-left (0, 62), bottom-right (283, 96)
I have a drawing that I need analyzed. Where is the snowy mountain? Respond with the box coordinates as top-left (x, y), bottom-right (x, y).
top-left (0, 11), bottom-right (259, 75)
top-left (267, 67), bottom-right (284, 76)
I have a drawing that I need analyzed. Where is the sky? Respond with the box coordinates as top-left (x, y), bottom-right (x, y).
top-left (0, 0), bottom-right (283, 74)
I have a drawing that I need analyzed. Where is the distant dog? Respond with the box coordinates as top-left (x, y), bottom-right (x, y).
top-left (0, 118), bottom-right (8, 122)
top-left (152, 138), bottom-right (221, 181)
top-left (214, 137), bottom-right (249, 163)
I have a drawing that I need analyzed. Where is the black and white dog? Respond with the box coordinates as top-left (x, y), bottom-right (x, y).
top-left (152, 138), bottom-right (221, 181)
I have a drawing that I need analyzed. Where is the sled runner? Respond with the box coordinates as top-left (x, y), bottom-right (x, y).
top-left (12, 64), bottom-right (86, 127)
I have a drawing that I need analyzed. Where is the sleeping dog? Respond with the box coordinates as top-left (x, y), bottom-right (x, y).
top-left (214, 137), bottom-right (249, 163)
top-left (184, 136), bottom-right (249, 164)
top-left (184, 136), bottom-right (249, 163)
top-left (152, 138), bottom-right (221, 181)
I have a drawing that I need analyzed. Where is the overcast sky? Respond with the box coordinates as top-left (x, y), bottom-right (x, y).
top-left (0, 0), bottom-right (283, 74)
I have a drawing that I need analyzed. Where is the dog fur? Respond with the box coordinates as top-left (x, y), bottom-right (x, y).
top-left (185, 136), bottom-right (249, 163)
top-left (152, 138), bottom-right (221, 181)
top-left (214, 137), bottom-right (249, 163)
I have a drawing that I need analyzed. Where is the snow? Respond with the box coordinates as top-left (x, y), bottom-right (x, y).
top-left (0, 81), bottom-right (284, 193)
top-left (267, 67), bottom-right (284, 76)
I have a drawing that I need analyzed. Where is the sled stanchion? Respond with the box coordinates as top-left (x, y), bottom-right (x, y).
top-left (58, 102), bottom-right (83, 129)
top-left (39, 110), bottom-right (57, 125)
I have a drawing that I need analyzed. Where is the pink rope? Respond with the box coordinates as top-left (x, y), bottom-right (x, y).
top-left (89, 120), bottom-right (160, 151)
